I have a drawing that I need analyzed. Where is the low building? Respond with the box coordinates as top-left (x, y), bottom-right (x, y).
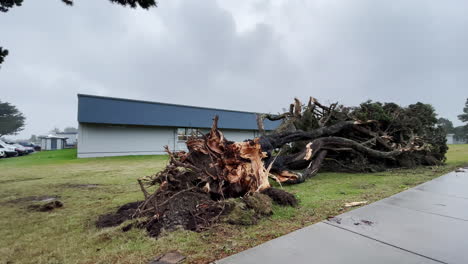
top-left (77, 94), bottom-right (279, 158)
top-left (446, 133), bottom-right (467, 144)
top-left (56, 132), bottom-right (78, 147)
top-left (39, 135), bottom-right (68, 150)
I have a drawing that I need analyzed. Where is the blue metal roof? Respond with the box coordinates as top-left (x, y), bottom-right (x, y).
top-left (77, 94), bottom-right (279, 130)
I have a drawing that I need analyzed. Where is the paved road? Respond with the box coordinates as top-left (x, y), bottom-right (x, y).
top-left (216, 168), bottom-right (468, 264)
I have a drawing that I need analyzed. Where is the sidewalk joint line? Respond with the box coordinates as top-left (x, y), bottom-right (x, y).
top-left (380, 201), bottom-right (468, 222)
top-left (324, 221), bottom-right (448, 264)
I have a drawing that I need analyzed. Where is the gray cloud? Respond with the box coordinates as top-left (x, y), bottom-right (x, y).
top-left (0, 0), bottom-right (467, 138)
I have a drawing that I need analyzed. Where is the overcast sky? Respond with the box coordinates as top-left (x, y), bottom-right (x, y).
top-left (1, 0), bottom-right (467, 139)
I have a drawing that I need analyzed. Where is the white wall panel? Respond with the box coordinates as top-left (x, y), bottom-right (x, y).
top-left (78, 123), bottom-right (175, 158)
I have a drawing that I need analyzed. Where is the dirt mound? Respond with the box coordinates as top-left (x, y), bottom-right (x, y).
top-left (261, 188), bottom-right (298, 206)
top-left (95, 189), bottom-right (293, 237)
top-left (243, 192), bottom-right (273, 216)
top-left (96, 201), bottom-right (142, 228)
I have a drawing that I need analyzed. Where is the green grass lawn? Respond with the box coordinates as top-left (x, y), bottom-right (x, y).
top-left (1, 146), bottom-right (467, 264)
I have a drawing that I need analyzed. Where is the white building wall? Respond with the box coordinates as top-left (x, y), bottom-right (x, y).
top-left (40, 138), bottom-right (46, 150)
top-left (446, 133), bottom-right (467, 144)
top-left (446, 134), bottom-right (454, 144)
top-left (57, 139), bottom-right (63, 150)
top-left (221, 129), bottom-right (256, 142)
top-left (78, 123), bottom-right (176, 158)
top-left (78, 123), bottom-right (258, 158)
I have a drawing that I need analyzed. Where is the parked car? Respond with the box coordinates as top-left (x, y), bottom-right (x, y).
top-left (0, 142), bottom-right (18, 157)
top-left (33, 144), bottom-right (41, 151)
top-left (20, 142), bottom-right (41, 151)
top-left (7, 143), bottom-right (29, 156)
top-left (18, 142), bottom-right (35, 153)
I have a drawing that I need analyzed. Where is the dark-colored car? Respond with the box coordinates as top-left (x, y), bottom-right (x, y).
top-left (6, 142), bottom-right (28, 156)
top-left (18, 142), bottom-right (38, 153)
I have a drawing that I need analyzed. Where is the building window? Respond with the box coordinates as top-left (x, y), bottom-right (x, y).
top-left (177, 128), bottom-right (203, 141)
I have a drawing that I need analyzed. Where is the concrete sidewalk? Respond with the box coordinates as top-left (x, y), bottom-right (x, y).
top-left (216, 168), bottom-right (468, 264)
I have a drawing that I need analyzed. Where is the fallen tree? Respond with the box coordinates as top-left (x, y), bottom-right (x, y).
top-left (97, 97), bottom-right (447, 236)
top-left (257, 97), bottom-right (447, 183)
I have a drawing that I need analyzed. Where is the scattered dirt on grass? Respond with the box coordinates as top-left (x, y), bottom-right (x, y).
top-left (353, 183), bottom-right (376, 189)
top-left (261, 188), bottom-right (298, 206)
top-left (0, 178), bottom-right (43, 184)
top-left (3, 195), bottom-right (63, 212)
top-left (6, 195), bottom-right (60, 204)
top-left (28, 200), bottom-right (64, 212)
top-left (61, 183), bottom-right (100, 189)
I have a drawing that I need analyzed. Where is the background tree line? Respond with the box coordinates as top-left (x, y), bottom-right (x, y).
top-left (437, 98), bottom-right (468, 142)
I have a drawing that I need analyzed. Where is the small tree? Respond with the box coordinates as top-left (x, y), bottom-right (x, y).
top-left (453, 126), bottom-right (468, 142)
top-left (437, 118), bottom-right (454, 134)
top-left (459, 98), bottom-right (468, 123)
top-left (29, 134), bottom-right (38, 143)
top-left (0, 100), bottom-right (25, 137)
top-left (0, 47), bottom-right (7, 68)
top-left (456, 98), bottom-right (468, 143)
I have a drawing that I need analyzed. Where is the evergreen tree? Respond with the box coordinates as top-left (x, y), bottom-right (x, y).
top-left (0, 100), bottom-right (25, 137)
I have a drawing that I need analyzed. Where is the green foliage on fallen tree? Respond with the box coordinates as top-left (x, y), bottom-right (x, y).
top-left (259, 98), bottom-right (448, 181)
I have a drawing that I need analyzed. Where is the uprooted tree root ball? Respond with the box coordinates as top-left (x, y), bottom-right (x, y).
top-left (96, 96), bottom-right (446, 237)
top-left (96, 117), bottom-right (298, 236)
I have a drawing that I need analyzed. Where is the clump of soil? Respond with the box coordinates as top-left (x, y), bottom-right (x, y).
top-left (4, 195), bottom-right (63, 212)
top-left (96, 201), bottom-right (142, 228)
top-left (243, 192), bottom-right (273, 216)
top-left (261, 188), bottom-right (298, 206)
top-left (222, 199), bottom-right (257, 225)
top-left (28, 200), bottom-right (64, 212)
